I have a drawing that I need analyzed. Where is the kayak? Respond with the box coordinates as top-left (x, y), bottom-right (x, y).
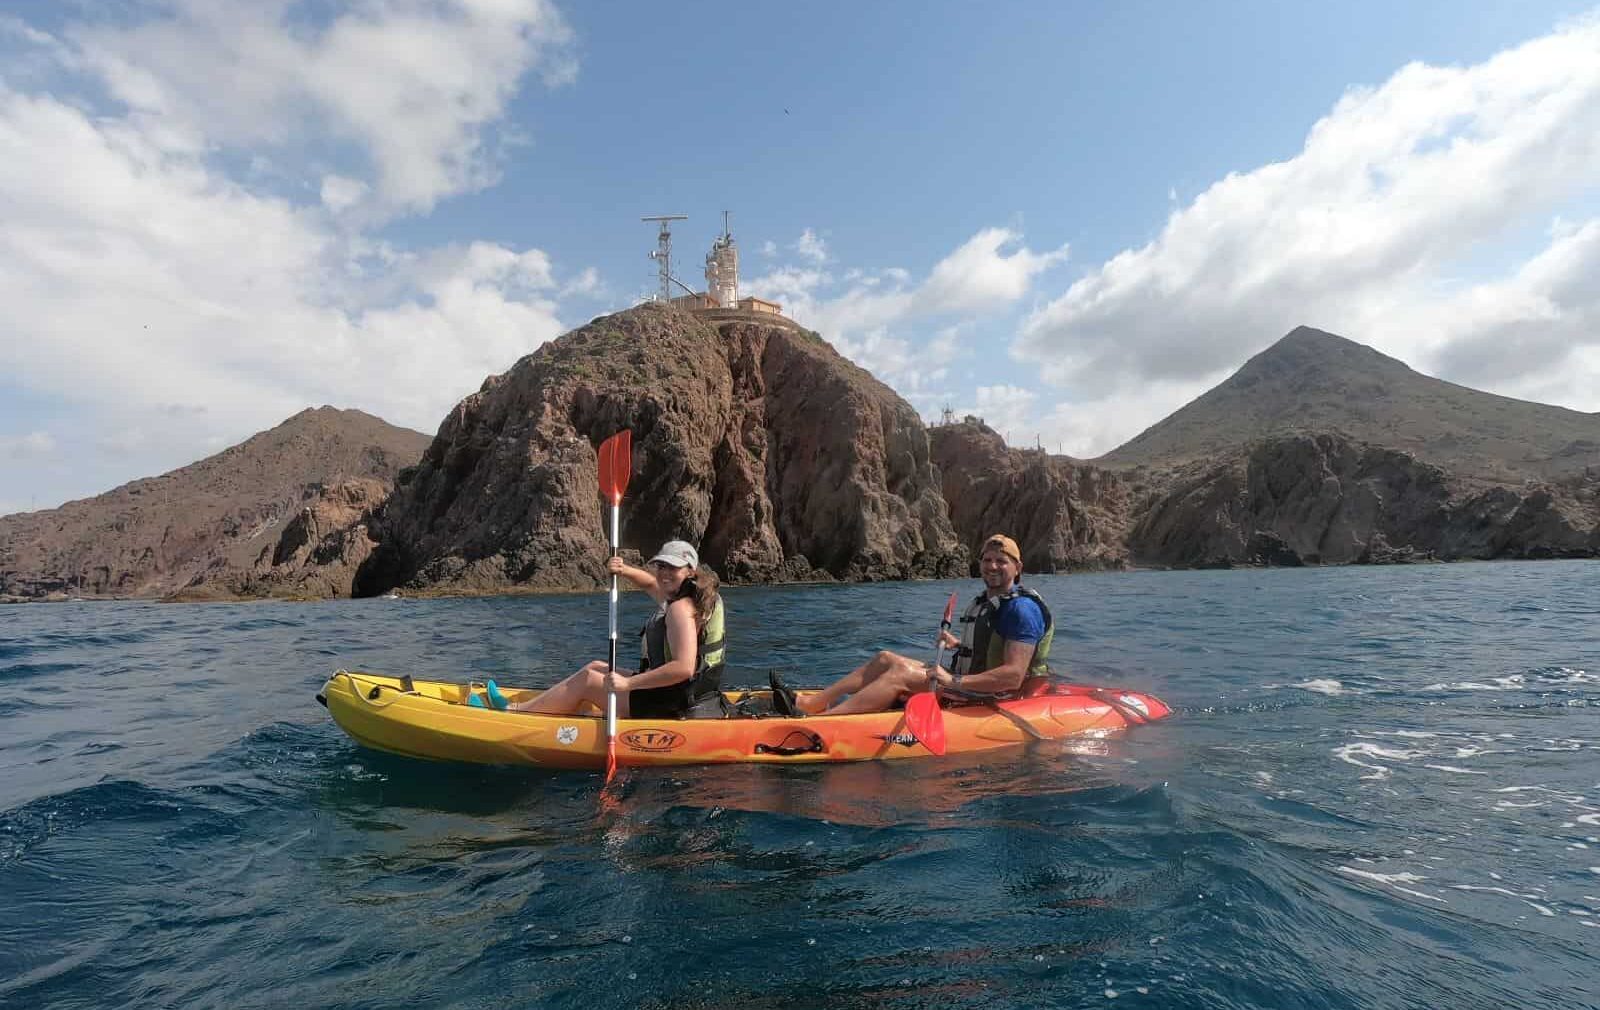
top-left (317, 670), bottom-right (1171, 768)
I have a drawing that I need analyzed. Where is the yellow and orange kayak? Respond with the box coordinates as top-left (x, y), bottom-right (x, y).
top-left (316, 670), bottom-right (1171, 769)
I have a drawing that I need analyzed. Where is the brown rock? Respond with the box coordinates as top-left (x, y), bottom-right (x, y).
top-left (1128, 432), bottom-right (1600, 567)
top-left (0, 408), bottom-right (429, 600)
top-left (1100, 325), bottom-right (1600, 483)
top-left (353, 304), bottom-right (963, 595)
top-left (929, 419), bottom-right (1131, 573)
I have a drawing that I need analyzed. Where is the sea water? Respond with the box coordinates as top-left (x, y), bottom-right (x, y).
top-left (1, 560), bottom-right (1597, 1008)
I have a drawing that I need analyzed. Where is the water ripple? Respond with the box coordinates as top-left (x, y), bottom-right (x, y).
top-left (1, 560), bottom-right (1597, 1008)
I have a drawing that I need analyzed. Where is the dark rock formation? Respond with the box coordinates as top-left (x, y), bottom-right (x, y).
top-left (1128, 432), bottom-right (1600, 568)
top-left (353, 304), bottom-right (964, 596)
top-left (939, 327), bottom-right (1598, 572)
top-left (928, 420), bottom-right (1131, 572)
top-left (0, 409), bottom-right (429, 600)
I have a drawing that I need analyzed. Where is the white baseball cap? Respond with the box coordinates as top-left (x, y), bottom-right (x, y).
top-left (648, 540), bottom-right (699, 569)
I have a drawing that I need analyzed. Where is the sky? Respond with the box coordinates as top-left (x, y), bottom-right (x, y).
top-left (4, 1), bottom-right (1600, 515)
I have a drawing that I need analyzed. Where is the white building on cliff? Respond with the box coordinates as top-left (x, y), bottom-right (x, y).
top-left (666, 214), bottom-right (784, 317)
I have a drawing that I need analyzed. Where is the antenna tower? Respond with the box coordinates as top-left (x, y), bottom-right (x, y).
top-left (940, 404), bottom-right (955, 426)
top-left (642, 215), bottom-right (688, 301)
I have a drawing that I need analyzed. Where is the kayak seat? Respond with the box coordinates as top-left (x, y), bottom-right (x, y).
top-left (684, 693), bottom-right (730, 719)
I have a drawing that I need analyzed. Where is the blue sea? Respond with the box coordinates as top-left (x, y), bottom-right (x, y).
top-left (2, 560), bottom-right (1597, 1009)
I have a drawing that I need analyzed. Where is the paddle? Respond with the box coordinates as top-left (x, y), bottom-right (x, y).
top-left (904, 591), bottom-right (958, 756)
top-left (597, 429), bottom-right (632, 784)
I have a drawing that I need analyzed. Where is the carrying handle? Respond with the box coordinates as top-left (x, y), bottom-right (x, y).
top-left (754, 730), bottom-right (826, 756)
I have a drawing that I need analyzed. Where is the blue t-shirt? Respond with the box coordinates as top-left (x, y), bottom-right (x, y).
top-left (991, 591), bottom-right (1046, 646)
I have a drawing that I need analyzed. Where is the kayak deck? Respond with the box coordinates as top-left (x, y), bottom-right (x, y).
top-left (317, 670), bottom-right (1170, 768)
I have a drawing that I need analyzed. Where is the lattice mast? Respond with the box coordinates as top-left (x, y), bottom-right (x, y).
top-left (642, 215), bottom-right (687, 301)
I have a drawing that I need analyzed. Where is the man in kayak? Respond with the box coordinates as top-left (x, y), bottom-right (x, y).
top-left (771, 533), bottom-right (1053, 716)
top-left (475, 540), bottom-right (727, 718)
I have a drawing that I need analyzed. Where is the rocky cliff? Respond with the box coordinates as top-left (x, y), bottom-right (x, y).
top-left (1127, 432), bottom-right (1600, 567)
top-left (924, 328), bottom-right (1598, 571)
top-left (0, 409), bottom-right (430, 601)
top-left (928, 420), bottom-right (1132, 572)
top-left (7, 319), bottom-right (1595, 601)
top-left (1113, 329), bottom-right (1600, 569)
top-left (351, 304), bottom-right (965, 596)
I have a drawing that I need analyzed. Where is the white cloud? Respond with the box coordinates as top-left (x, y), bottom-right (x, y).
top-left (794, 227), bottom-right (828, 263)
top-left (1016, 14), bottom-right (1600, 435)
top-left (957, 385), bottom-right (1039, 444)
top-left (743, 264), bottom-right (835, 317)
top-left (760, 240), bottom-right (778, 257)
top-left (1429, 217), bottom-right (1600, 397)
top-left (0, 4), bottom-right (585, 507)
top-left (0, 431), bottom-right (57, 459)
top-left (921, 228), bottom-right (1068, 314)
top-left (69, 0), bottom-right (576, 214)
top-left (96, 428), bottom-right (149, 456)
top-left (560, 266), bottom-right (605, 298)
top-left (320, 173), bottom-right (368, 212)
top-left (744, 228), bottom-right (1066, 391)
top-left (1040, 376), bottom-right (1220, 458)
top-left (0, 81), bottom-right (567, 435)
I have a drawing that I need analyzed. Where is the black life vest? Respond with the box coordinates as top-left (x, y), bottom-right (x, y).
top-left (951, 584), bottom-right (1054, 678)
top-left (630, 580), bottom-right (726, 717)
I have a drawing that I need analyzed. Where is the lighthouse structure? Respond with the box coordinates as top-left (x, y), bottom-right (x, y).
top-left (705, 212), bottom-right (739, 308)
top-left (646, 212), bottom-right (786, 319)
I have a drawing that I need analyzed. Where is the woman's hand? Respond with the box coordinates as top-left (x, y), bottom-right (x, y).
top-left (938, 630), bottom-right (961, 650)
top-left (606, 556), bottom-right (626, 575)
top-left (603, 668), bottom-right (632, 694)
top-left (926, 664), bottom-right (954, 690)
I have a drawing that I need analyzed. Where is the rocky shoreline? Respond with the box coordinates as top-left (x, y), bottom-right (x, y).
top-left (2, 312), bottom-right (1595, 603)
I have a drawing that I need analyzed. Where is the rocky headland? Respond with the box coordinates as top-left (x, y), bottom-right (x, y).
top-left (0, 408), bottom-right (429, 601)
top-left (1109, 328), bottom-right (1600, 567)
top-left (3, 316), bottom-right (1595, 603)
top-left (350, 304), bottom-right (965, 596)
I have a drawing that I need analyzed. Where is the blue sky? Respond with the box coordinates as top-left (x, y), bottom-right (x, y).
top-left (4, 1), bottom-right (1600, 514)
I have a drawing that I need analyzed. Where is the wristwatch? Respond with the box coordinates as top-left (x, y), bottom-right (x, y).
top-left (951, 674), bottom-right (965, 690)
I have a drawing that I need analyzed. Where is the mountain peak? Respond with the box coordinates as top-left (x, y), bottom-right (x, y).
top-left (1097, 326), bottom-right (1600, 481)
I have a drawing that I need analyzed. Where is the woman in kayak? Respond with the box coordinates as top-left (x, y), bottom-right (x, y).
top-left (480, 540), bottom-right (727, 718)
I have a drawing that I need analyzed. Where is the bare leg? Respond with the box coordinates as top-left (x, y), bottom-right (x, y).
top-left (514, 661), bottom-right (629, 717)
top-left (823, 656), bottom-right (931, 715)
top-left (796, 650), bottom-right (925, 715)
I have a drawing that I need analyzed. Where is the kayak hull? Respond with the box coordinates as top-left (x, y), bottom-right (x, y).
top-left (317, 670), bottom-right (1171, 769)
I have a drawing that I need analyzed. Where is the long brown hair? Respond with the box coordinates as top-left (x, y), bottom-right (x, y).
top-left (682, 567), bottom-right (721, 630)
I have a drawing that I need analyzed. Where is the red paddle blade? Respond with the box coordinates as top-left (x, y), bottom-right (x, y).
top-left (613, 429), bottom-right (631, 500)
top-left (904, 691), bottom-right (947, 756)
top-left (597, 430), bottom-right (632, 506)
top-left (598, 432), bottom-right (627, 505)
top-left (941, 591), bottom-right (958, 627)
top-left (605, 739), bottom-right (617, 783)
